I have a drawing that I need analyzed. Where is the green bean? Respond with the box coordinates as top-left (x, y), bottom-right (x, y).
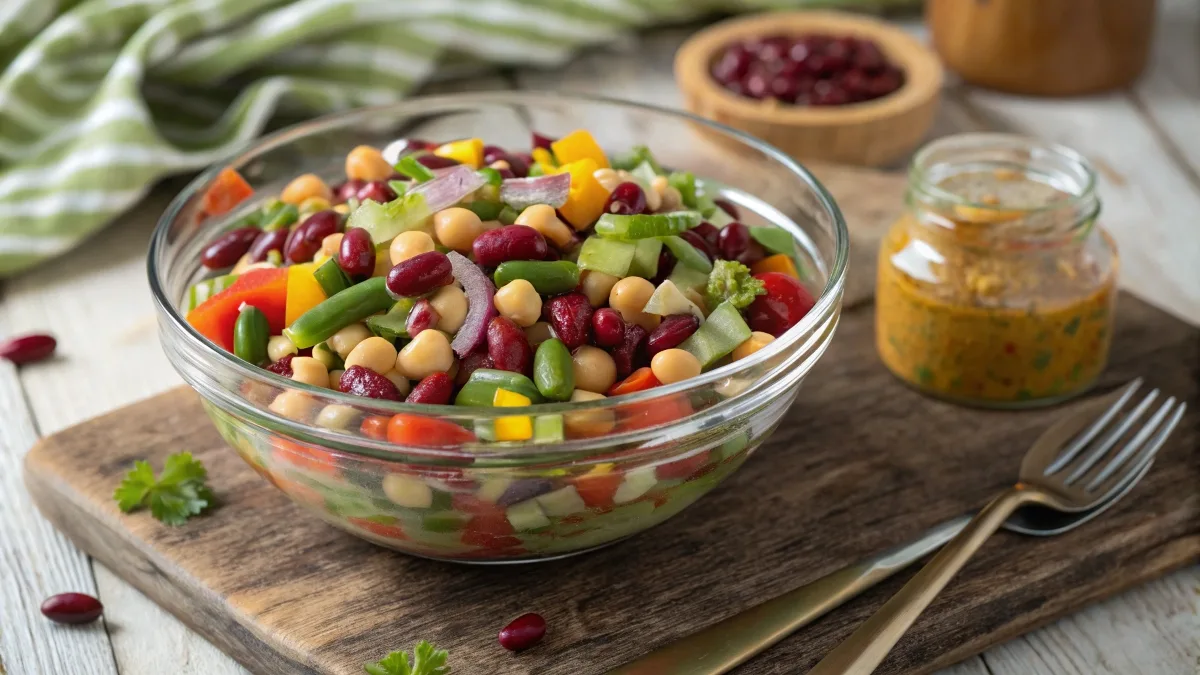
top-left (283, 277), bottom-right (394, 348)
top-left (233, 304), bottom-right (270, 365)
top-left (464, 200), bottom-right (504, 221)
top-left (313, 258), bottom-right (351, 297)
top-left (454, 369), bottom-right (545, 406)
top-left (494, 260), bottom-right (580, 295)
top-left (533, 338), bottom-right (575, 401)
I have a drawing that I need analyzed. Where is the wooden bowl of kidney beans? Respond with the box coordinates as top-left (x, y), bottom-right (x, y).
top-left (675, 10), bottom-right (944, 167)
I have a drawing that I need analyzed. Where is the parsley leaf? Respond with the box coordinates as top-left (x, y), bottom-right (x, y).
top-left (364, 641), bottom-right (449, 675)
top-left (113, 452), bottom-right (214, 526)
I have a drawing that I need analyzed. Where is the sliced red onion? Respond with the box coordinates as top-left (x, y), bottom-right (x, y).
top-left (409, 166), bottom-right (487, 213)
top-left (447, 251), bottom-right (497, 358)
top-left (500, 172), bottom-right (571, 211)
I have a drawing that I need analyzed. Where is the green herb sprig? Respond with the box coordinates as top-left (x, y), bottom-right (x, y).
top-left (113, 452), bottom-right (214, 526)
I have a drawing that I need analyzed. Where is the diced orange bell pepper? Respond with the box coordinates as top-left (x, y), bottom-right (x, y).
top-left (751, 254), bottom-right (800, 280)
top-left (284, 262), bottom-right (327, 327)
top-left (201, 168), bottom-right (254, 217)
top-left (551, 130), bottom-right (609, 169)
top-left (571, 464), bottom-right (622, 508)
top-left (557, 158), bottom-right (609, 230)
top-left (607, 367), bottom-right (661, 396)
top-left (186, 267), bottom-right (287, 351)
top-left (387, 414), bottom-right (475, 447)
top-left (434, 138), bottom-right (484, 168)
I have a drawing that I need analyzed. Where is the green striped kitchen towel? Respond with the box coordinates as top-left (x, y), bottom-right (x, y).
top-left (0, 0), bottom-right (915, 276)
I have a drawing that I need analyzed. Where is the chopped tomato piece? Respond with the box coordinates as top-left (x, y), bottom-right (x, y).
top-left (271, 437), bottom-right (340, 476)
top-left (608, 367), bottom-right (661, 396)
top-left (201, 168), bottom-right (254, 217)
top-left (619, 393), bottom-right (693, 431)
top-left (461, 511), bottom-right (519, 549)
top-left (571, 471), bottom-right (623, 508)
top-left (348, 516), bottom-right (407, 540)
top-left (186, 267), bottom-right (287, 351)
top-left (360, 415), bottom-right (390, 440)
top-left (386, 414), bottom-right (475, 447)
top-left (656, 450), bottom-right (711, 480)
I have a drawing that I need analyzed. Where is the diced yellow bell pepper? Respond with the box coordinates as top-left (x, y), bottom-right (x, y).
top-left (433, 138), bottom-right (484, 168)
top-left (285, 262), bottom-right (327, 327)
top-left (531, 147), bottom-right (557, 175)
top-left (551, 130), bottom-right (609, 169)
top-left (557, 158), bottom-right (610, 230)
top-left (492, 388), bottom-right (533, 441)
top-left (750, 253), bottom-right (800, 280)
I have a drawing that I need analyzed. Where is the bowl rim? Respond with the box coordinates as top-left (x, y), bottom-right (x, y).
top-left (674, 9), bottom-right (944, 126)
top-left (148, 91), bottom-right (848, 442)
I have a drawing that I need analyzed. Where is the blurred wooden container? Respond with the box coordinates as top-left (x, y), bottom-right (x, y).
top-left (675, 11), bottom-right (943, 168)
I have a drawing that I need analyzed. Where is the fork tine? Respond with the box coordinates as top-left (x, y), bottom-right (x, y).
top-left (1045, 378), bottom-right (1143, 476)
top-left (1063, 388), bottom-right (1159, 484)
top-left (1086, 400), bottom-right (1184, 493)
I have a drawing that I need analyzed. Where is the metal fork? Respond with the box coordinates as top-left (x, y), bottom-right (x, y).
top-left (808, 379), bottom-right (1186, 674)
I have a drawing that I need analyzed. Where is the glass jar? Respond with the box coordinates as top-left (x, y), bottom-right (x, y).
top-left (875, 133), bottom-right (1118, 408)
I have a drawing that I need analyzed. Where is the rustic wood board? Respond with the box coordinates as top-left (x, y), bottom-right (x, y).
top-left (23, 283), bottom-right (1199, 675)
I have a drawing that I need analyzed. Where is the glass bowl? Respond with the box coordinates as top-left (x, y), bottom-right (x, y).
top-left (148, 92), bottom-right (848, 563)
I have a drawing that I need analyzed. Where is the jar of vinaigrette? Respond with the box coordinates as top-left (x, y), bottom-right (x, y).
top-left (875, 133), bottom-right (1118, 408)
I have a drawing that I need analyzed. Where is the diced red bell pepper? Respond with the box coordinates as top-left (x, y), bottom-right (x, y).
top-left (655, 450), bottom-right (711, 480)
top-left (201, 168), bottom-right (254, 217)
top-left (348, 516), bottom-right (408, 540)
top-left (186, 267), bottom-right (287, 351)
top-left (387, 414), bottom-right (475, 448)
top-left (619, 393), bottom-right (693, 432)
top-left (460, 510), bottom-right (520, 550)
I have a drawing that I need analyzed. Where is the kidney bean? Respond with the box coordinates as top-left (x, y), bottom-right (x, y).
top-left (718, 222), bottom-right (751, 261)
top-left (602, 181), bottom-right (648, 216)
top-left (713, 198), bottom-right (739, 220)
top-left (333, 179), bottom-right (365, 204)
top-left (737, 239), bottom-right (767, 265)
top-left (0, 333), bottom-right (56, 365)
top-left (201, 227), bottom-right (260, 269)
top-left (406, 298), bottom-right (440, 336)
top-left (406, 372), bottom-right (454, 405)
top-left (692, 222), bottom-right (720, 248)
top-left (542, 292), bottom-right (593, 350)
top-left (679, 229), bottom-right (716, 262)
top-left (340, 365), bottom-right (403, 401)
top-left (285, 210), bottom-right (342, 264)
top-left (483, 145), bottom-right (508, 165)
top-left (356, 180), bottom-right (397, 204)
top-left (591, 308), bottom-right (625, 347)
top-left (41, 593), bottom-right (103, 625)
top-left (652, 248), bottom-right (677, 285)
top-left (531, 132), bottom-right (555, 151)
top-left (337, 227), bottom-right (375, 279)
top-left (265, 354), bottom-right (295, 377)
top-left (472, 225), bottom-right (549, 268)
top-left (647, 315), bottom-right (700, 357)
top-left (247, 228), bottom-right (288, 263)
top-left (487, 316), bottom-right (533, 375)
top-left (499, 612), bottom-right (546, 651)
top-left (385, 251), bottom-right (453, 298)
top-left (610, 323), bottom-right (648, 378)
top-left (416, 154), bottom-right (460, 169)
top-left (456, 350), bottom-right (494, 388)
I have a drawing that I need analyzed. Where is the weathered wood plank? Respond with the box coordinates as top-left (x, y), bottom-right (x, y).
top-left (1133, 0), bottom-right (1200, 184)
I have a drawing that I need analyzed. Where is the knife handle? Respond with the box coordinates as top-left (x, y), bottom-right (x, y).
top-left (606, 516), bottom-right (971, 675)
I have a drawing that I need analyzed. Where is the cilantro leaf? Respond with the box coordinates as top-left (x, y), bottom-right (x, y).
top-left (364, 641), bottom-right (449, 675)
top-left (706, 259), bottom-right (766, 310)
top-left (113, 452), bottom-right (214, 526)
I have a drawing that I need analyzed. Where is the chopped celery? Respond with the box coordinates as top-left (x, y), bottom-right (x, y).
top-left (668, 264), bottom-right (710, 295)
top-left (630, 160), bottom-right (659, 188)
top-left (395, 154), bottom-right (435, 182)
top-left (680, 301), bottom-right (752, 368)
top-left (527, 163), bottom-right (546, 177)
top-left (476, 167), bottom-right (503, 187)
top-left (748, 226), bottom-right (796, 256)
top-left (660, 235), bottom-right (713, 273)
top-left (387, 179), bottom-right (410, 196)
top-left (534, 415), bottom-right (565, 442)
top-left (707, 206), bottom-right (736, 229)
top-left (313, 258), bottom-right (351, 297)
top-left (611, 145), bottom-right (664, 174)
top-left (498, 205), bottom-right (520, 224)
top-left (347, 192), bottom-right (432, 245)
top-left (464, 200), bottom-right (504, 221)
top-left (668, 172), bottom-right (698, 209)
top-left (577, 236), bottom-right (636, 277)
top-left (365, 299), bottom-right (414, 341)
top-left (186, 273), bottom-right (238, 311)
top-left (594, 211), bottom-right (700, 239)
top-left (260, 200), bottom-right (299, 231)
top-left (628, 238), bottom-right (663, 278)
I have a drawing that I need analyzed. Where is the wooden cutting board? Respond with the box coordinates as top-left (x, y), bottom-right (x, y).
top-left (23, 167), bottom-right (1200, 675)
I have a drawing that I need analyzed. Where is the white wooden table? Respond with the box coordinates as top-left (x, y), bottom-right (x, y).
top-left (3, 5), bottom-right (1198, 675)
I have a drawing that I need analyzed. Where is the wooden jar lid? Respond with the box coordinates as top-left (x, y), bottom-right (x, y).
top-left (675, 11), bottom-right (944, 167)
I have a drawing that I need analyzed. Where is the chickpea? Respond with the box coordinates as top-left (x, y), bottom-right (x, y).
top-left (524, 321), bottom-right (553, 346)
top-left (683, 288), bottom-right (709, 316)
top-left (608, 276), bottom-right (660, 331)
top-left (433, 207), bottom-right (486, 252)
top-left (489, 159), bottom-right (511, 171)
top-left (579, 270), bottom-right (620, 308)
top-left (650, 349), bottom-right (702, 385)
top-left (320, 232), bottom-right (344, 258)
top-left (732, 332), bottom-right (776, 361)
top-left (651, 175), bottom-right (683, 212)
top-left (328, 323), bottom-right (372, 359)
top-left (429, 285), bottom-right (469, 334)
top-left (344, 336), bottom-right (398, 374)
top-left (345, 145), bottom-right (393, 182)
top-left (390, 230), bottom-right (435, 265)
top-left (290, 356), bottom-right (330, 388)
top-left (514, 204), bottom-right (574, 247)
top-left (298, 196), bottom-right (332, 217)
top-left (268, 390), bottom-right (320, 422)
top-left (493, 279), bottom-right (543, 327)
top-left (381, 370), bottom-right (411, 397)
top-left (592, 168), bottom-right (621, 193)
top-left (572, 346), bottom-right (617, 394)
top-left (281, 173), bottom-right (332, 205)
top-left (315, 404), bottom-right (358, 432)
top-left (564, 390), bottom-right (615, 437)
top-left (395, 330), bottom-right (454, 380)
top-left (329, 369), bottom-right (345, 390)
top-left (372, 250), bottom-right (393, 277)
top-left (333, 203), bottom-right (351, 215)
top-left (267, 335), bottom-right (298, 363)
top-left (596, 169), bottom-right (660, 210)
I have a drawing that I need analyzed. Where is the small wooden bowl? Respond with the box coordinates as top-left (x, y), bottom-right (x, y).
top-left (675, 11), bottom-right (943, 167)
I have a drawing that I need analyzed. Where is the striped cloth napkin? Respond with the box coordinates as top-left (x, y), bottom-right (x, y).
top-left (0, 0), bottom-right (912, 277)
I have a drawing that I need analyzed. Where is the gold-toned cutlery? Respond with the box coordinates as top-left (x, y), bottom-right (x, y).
top-left (607, 379), bottom-right (1180, 675)
top-left (808, 379), bottom-right (1185, 674)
